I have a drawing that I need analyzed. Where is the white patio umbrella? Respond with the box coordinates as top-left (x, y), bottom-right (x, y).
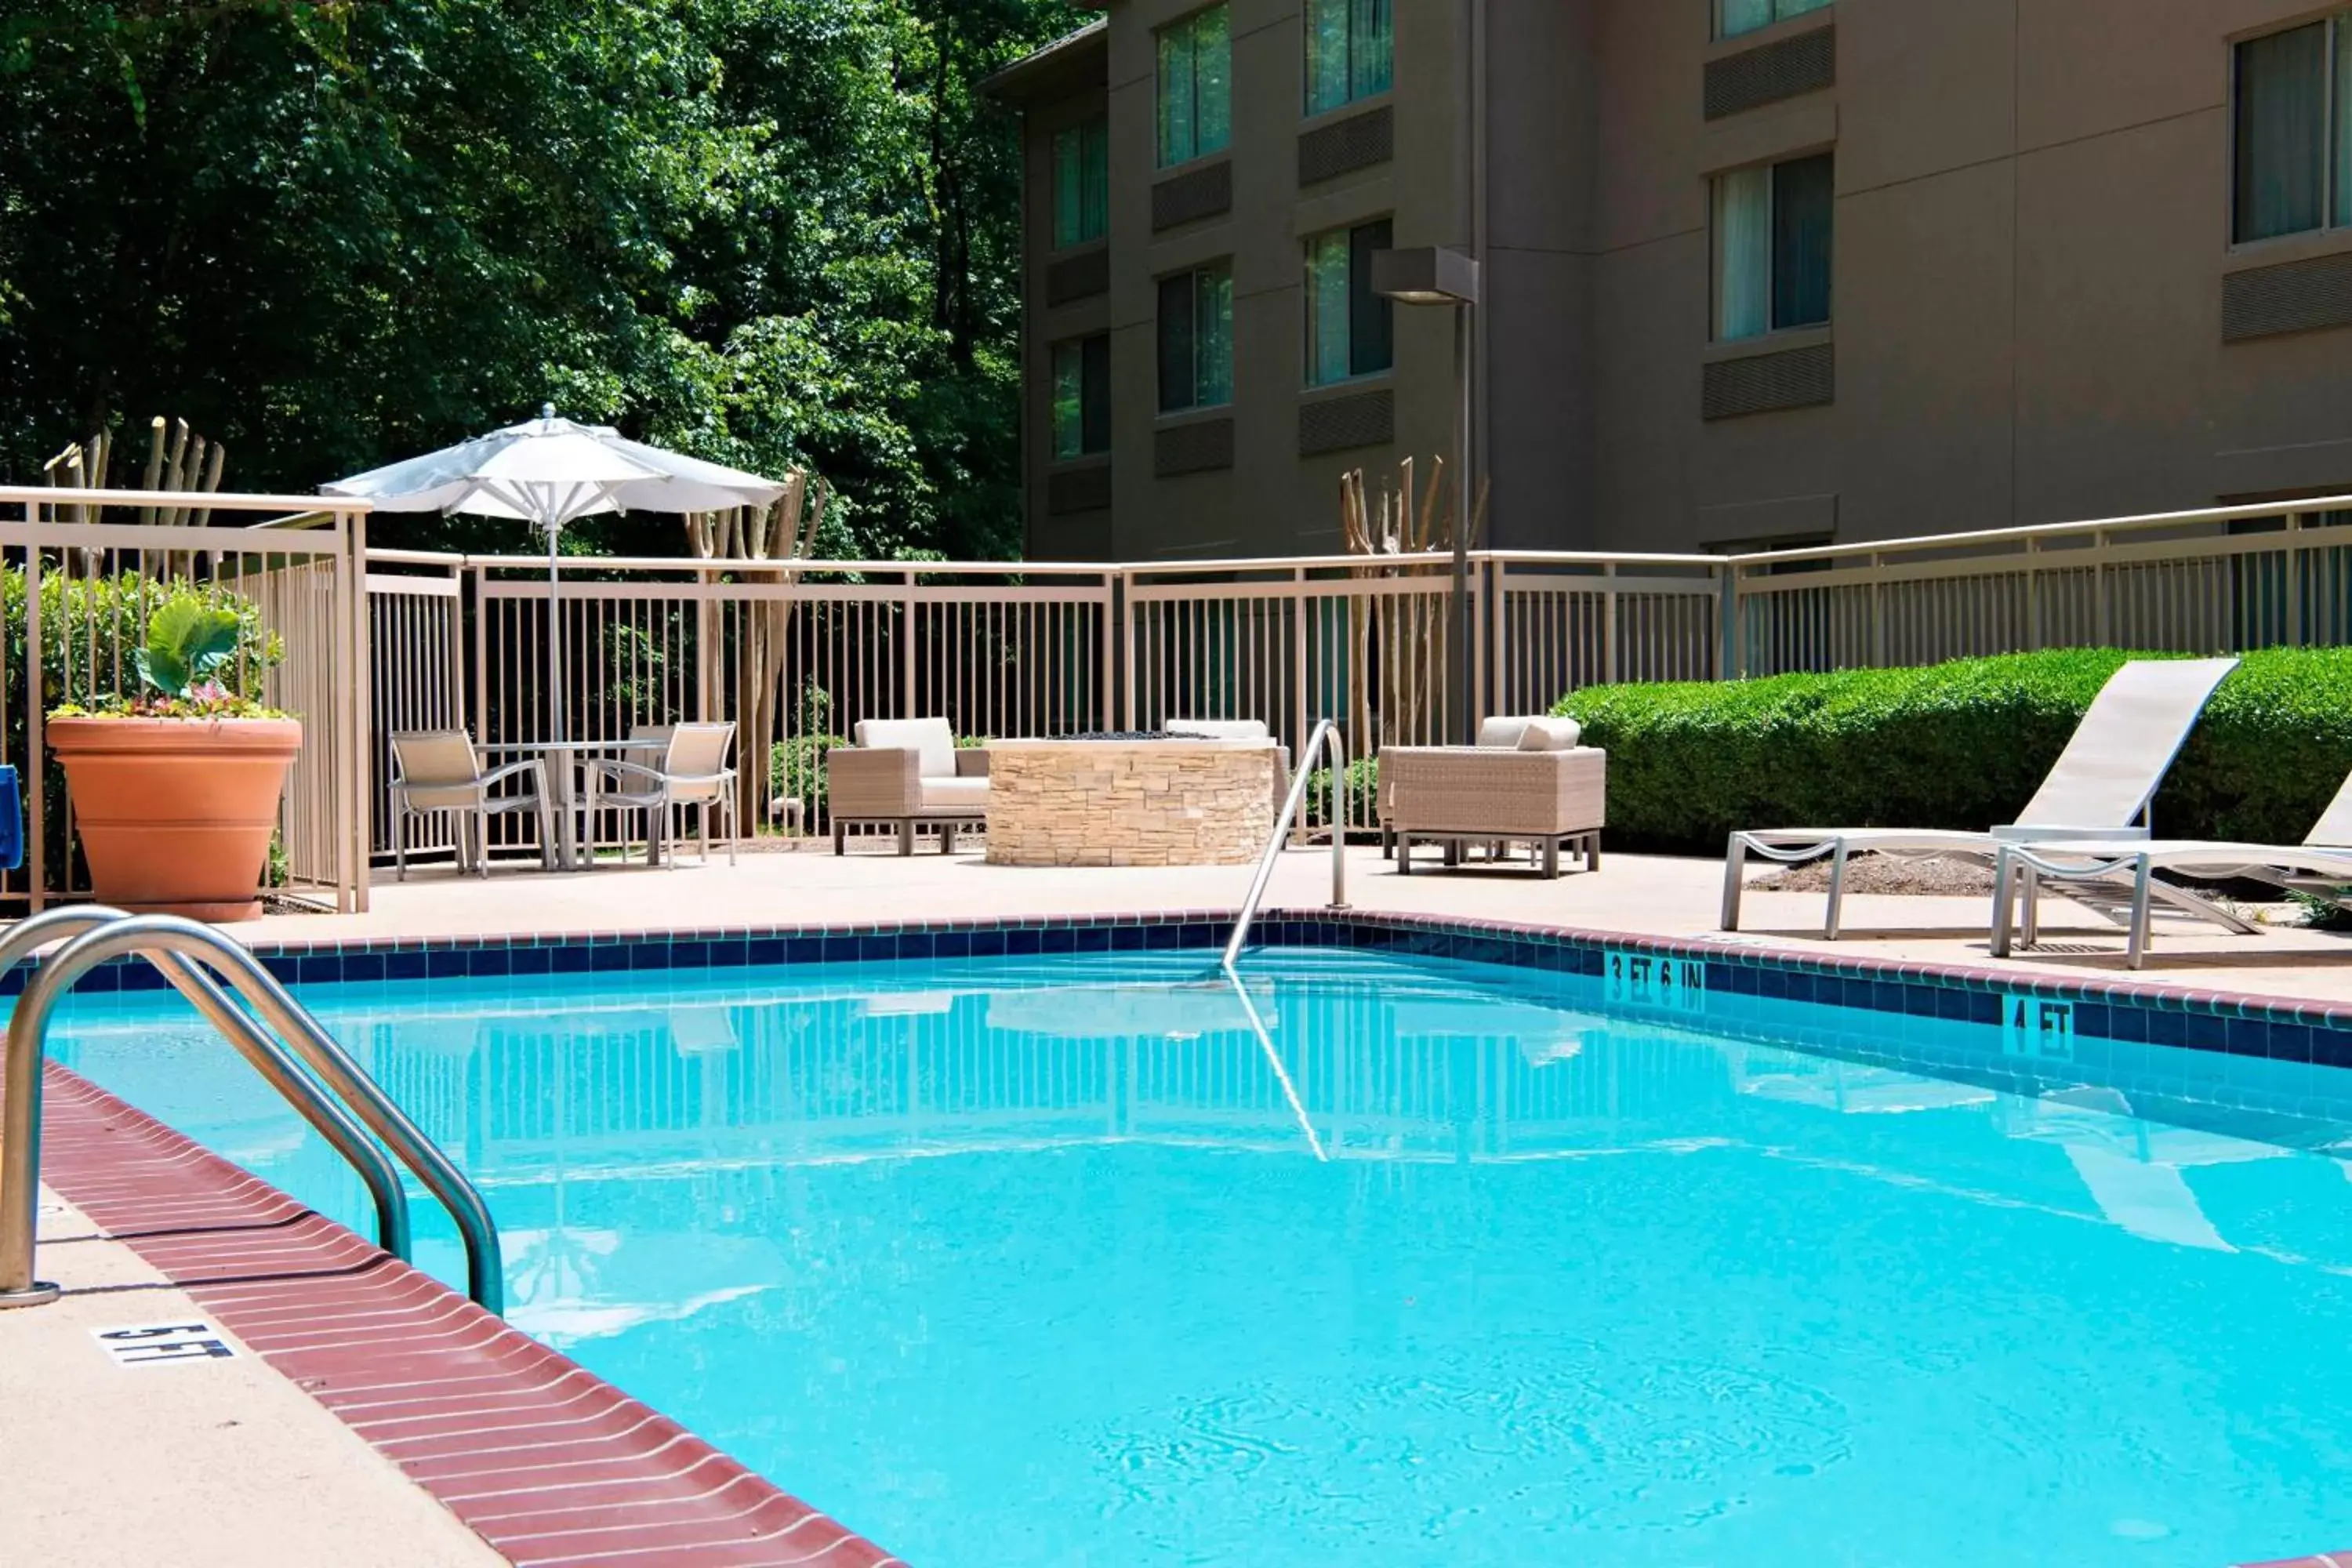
top-left (325, 406), bottom-right (788, 739)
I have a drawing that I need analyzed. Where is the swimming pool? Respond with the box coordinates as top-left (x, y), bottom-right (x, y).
top-left (47, 942), bottom-right (2352, 1566)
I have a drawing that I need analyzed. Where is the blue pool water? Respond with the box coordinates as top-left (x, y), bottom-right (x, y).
top-left (46, 947), bottom-right (2352, 1566)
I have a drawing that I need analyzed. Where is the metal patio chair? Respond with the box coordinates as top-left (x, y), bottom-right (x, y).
top-left (593, 721), bottom-right (740, 866)
top-left (387, 730), bottom-right (555, 880)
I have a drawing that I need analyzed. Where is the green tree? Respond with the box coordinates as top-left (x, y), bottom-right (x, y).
top-left (0, 0), bottom-right (1080, 558)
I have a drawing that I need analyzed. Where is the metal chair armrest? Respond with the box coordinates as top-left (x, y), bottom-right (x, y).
top-left (595, 760), bottom-right (666, 789)
top-left (476, 759), bottom-right (546, 792)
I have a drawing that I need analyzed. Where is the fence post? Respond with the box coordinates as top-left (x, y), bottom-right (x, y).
top-left (1102, 572), bottom-right (1120, 733)
top-left (1290, 566), bottom-right (1309, 838)
top-left (23, 544), bottom-right (41, 914)
top-left (1715, 559), bottom-right (1741, 681)
top-left (2024, 535), bottom-right (2039, 650)
top-left (343, 506), bottom-right (369, 914)
top-left (1468, 564), bottom-right (1486, 729)
top-left (448, 561), bottom-right (470, 734)
top-left (695, 562), bottom-right (714, 723)
top-left (1121, 570), bottom-right (1138, 733)
top-left (1489, 558), bottom-right (1508, 714)
top-left (1602, 562), bottom-right (1619, 687)
top-left (2287, 512), bottom-right (2304, 648)
top-left (2093, 530), bottom-right (2110, 647)
top-left (1869, 554), bottom-right (1886, 669)
top-left (900, 580), bottom-right (918, 719)
top-left (471, 564), bottom-right (490, 777)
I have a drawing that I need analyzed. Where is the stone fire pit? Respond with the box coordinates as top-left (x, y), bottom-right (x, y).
top-left (985, 736), bottom-right (1277, 867)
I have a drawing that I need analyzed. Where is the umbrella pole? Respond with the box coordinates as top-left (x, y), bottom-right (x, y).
top-left (546, 521), bottom-right (564, 745)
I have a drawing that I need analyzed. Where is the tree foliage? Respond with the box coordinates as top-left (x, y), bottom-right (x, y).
top-left (0, 0), bottom-right (1080, 557)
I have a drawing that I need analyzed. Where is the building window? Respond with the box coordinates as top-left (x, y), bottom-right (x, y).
top-left (1304, 219), bottom-right (1395, 385)
top-left (2233, 16), bottom-right (2352, 244)
top-left (1157, 6), bottom-right (1232, 168)
top-left (1717, 0), bottom-right (1831, 41)
top-left (1051, 115), bottom-right (1108, 249)
top-left (1157, 262), bottom-right (1234, 412)
top-left (1713, 152), bottom-right (1833, 341)
top-left (1305, 0), bottom-right (1392, 117)
top-left (1051, 336), bottom-right (1111, 459)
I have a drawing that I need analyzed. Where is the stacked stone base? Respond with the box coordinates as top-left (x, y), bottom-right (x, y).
top-left (985, 741), bottom-right (1276, 866)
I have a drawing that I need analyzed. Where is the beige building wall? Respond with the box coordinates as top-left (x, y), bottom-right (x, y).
top-left (997, 0), bottom-right (2352, 561)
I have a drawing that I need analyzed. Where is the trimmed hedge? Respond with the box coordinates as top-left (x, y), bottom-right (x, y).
top-left (1552, 647), bottom-right (2352, 855)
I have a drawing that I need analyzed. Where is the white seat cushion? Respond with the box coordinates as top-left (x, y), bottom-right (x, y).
top-left (1515, 717), bottom-right (1582, 751)
top-left (1166, 717), bottom-right (1269, 741)
top-left (856, 717), bottom-right (957, 779)
top-left (919, 777), bottom-right (990, 813)
top-left (1476, 716), bottom-right (1537, 749)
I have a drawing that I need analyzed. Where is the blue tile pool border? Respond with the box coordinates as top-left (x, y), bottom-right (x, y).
top-left (18, 907), bottom-right (2352, 1073)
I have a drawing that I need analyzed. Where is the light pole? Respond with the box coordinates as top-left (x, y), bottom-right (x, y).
top-left (1370, 245), bottom-right (1481, 745)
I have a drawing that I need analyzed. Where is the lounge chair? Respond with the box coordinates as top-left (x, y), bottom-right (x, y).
top-left (828, 717), bottom-right (989, 855)
top-left (1721, 657), bottom-right (2241, 938)
top-left (1989, 765), bottom-right (2352, 967)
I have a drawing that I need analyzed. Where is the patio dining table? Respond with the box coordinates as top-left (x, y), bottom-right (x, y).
top-left (479, 738), bottom-right (670, 870)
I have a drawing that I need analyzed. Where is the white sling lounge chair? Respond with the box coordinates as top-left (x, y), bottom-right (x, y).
top-left (1990, 764), bottom-right (2352, 968)
top-left (1721, 656), bottom-right (2240, 938)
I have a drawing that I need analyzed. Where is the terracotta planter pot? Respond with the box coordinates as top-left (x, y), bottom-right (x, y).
top-left (47, 716), bottom-right (302, 923)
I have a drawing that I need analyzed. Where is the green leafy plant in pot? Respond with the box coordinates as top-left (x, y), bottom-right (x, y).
top-left (47, 587), bottom-right (299, 921)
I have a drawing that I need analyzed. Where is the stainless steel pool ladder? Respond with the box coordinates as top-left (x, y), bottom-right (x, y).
top-left (0, 907), bottom-right (503, 1314)
top-left (1223, 719), bottom-right (1348, 971)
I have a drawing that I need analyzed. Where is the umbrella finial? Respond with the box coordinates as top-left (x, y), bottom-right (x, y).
top-left (541, 402), bottom-right (556, 422)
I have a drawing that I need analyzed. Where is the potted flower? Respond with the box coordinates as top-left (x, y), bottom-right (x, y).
top-left (47, 593), bottom-right (299, 922)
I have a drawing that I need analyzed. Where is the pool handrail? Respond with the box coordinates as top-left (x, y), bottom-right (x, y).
top-left (0, 906), bottom-right (413, 1277)
top-left (0, 912), bottom-right (502, 1314)
top-left (1223, 718), bottom-right (1348, 971)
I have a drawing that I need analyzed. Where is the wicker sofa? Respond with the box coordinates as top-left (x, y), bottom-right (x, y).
top-left (827, 717), bottom-right (989, 854)
top-left (1383, 717), bottom-right (1605, 878)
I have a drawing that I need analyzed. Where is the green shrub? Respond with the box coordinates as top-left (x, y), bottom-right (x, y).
top-left (6, 569), bottom-right (281, 713)
top-left (1303, 756), bottom-right (1380, 830)
top-left (4, 569), bottom-right (281, 877)
top-left (1553, 647), bottom-right (2352, 854)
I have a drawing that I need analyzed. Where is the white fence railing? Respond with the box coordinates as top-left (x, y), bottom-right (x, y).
top-left (1726, 497), bottom-right (2352, 674)
top-left (358, 493), bottom-right (2352, 859)
top-left (0, 487), bottom-right (371, 913)
top-left (10, 488), bottom-right (2348, 888)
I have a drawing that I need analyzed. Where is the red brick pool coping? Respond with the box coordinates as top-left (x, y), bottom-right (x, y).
top-left (34, 1063), bottom-right (906, 1568)
top-left (27, 902), bottom-right (2352, 1567)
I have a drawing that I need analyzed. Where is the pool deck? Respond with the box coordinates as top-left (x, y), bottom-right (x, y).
top-left (252, 842), bottom-right (2352, 1009)
top-left (3, 1189), bottom-right (504, 1567)
top-left (9, 841), bottom-right (2352, 1568)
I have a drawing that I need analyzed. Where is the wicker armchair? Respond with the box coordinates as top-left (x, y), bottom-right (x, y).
top-left (1385, 737), bottom-right (1606, 879)
top-left (1379, 715), bottom-right (1579, 860)
top-left (829, 717), bottom-right (989, 855)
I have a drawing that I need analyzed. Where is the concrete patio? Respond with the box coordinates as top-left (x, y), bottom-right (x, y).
top-left (248, 841), bottom-right (2352, 1009)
